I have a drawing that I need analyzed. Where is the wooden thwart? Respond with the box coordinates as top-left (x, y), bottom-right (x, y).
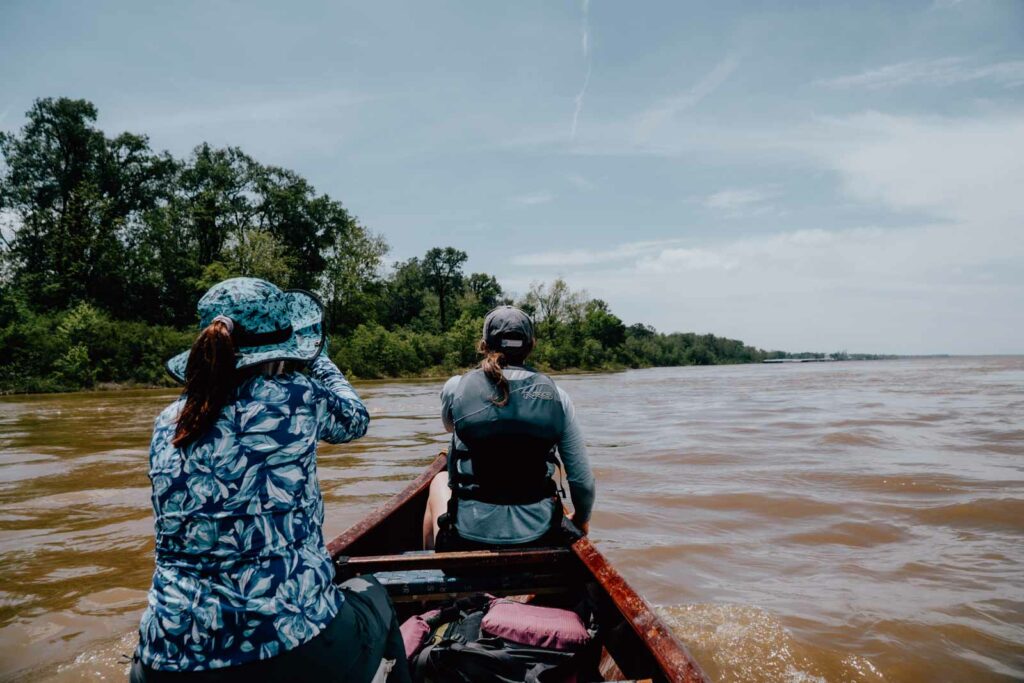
top-left (335, 547), bottom-right (573, 574)
top-left (336, 547), bottom-right (578, 602)
top-left (374, 569), bottom-right (570, 603)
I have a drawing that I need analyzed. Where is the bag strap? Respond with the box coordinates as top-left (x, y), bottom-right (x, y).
top-left (523, 634), bottom-right (603, 683)
top-left (410, 641), bottom-right (438, 683)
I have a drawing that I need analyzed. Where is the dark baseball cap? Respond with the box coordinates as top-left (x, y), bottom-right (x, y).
top-left (483, 305), bottom-right (535, 350)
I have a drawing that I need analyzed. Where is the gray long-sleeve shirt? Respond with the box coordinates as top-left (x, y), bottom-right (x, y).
top-left (441, 368), bottom-right (595, 544)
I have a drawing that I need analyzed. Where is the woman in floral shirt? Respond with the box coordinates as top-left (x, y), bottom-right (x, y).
top-left (131, 278), bottom-right (409, 683)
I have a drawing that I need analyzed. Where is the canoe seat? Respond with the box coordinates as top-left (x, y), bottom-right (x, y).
top-left (335, 547), bottom-right (579, 602)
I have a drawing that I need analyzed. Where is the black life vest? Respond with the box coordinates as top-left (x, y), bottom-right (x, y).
top-left (449, 367), bottom-right (566, 506)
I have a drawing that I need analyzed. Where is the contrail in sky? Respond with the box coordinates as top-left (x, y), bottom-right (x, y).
top-left (570, 0), bottom-right (591, 140)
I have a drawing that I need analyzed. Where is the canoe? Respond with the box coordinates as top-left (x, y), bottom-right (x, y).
top-left (327, 453), bottom-right (709, 683)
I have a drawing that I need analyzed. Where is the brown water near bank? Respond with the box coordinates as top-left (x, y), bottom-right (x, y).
top-left (1, 357), bottom-right (1022, 681)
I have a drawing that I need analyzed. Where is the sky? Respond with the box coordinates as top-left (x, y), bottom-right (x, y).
top-left (2, 0), bottom-right (1022, 354)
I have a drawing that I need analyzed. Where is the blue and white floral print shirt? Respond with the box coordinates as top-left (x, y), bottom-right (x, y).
top-left (138, 356), bottom-right (367, 671)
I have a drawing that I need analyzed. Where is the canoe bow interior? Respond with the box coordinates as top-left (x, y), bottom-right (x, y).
top-left (327, 453), bottom-right (709, 683)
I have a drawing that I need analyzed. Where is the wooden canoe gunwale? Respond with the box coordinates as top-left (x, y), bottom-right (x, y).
top-left (326, 452), bottom-right (709, 683)
top-left (573, 538), bottom-right (708, 683)
top-left (326, 453), bottom-right (447, 558)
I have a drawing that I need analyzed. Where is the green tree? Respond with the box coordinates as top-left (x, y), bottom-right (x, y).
top-left (132, 144), bottom-right (264, 323)
top-left (467, 273), bottom-right (502, 306)
top-left (0, 97), bottom-right (796, 393)
top-left (0, 97), bottom-right (175, 315)
top-left (133, 142), bottom-right (371, 323)
top-left (422, 247), bottom-right (467, 330)
top-left (255, 166), bottom-right (361, 292)
top-left (459, 272), bottom-right (504, 318)
top-left (193, 230), bottom-right (297, 292)
top-left (582, 299), bottom-right (626, 349)
top-left (685, 343), bottom-right (716, 366)
top-left (225, 228), bottom-right (296, 286)
top-left (319, 225), bottom-right (389, 333)
top-left (194, 260), bottom-right (234, 296)
top-left (171, 144), bottom-right (258, 267)
top-left (520, 278), bottom-right (586, 350)
top-left (381, 257), bottom-right (426, 329)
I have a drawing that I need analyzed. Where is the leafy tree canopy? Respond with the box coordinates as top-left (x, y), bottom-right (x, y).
top-left (0, 97), bottom-right (828, 392)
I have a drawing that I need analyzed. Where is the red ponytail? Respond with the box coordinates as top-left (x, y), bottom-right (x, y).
top-left (173, 320), bottom-right (237, 448)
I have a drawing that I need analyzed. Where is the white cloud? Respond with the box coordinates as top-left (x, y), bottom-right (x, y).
top-left (504, 221), bottom-right (1021, 354)
top-left (806, 110), bottom-right (1024, 227)
top-left (503, 94), bottom-right (778, 161)
top-left (504, 109), bottom-right (1024, 354)
top-left (634, 55), bottom-right (741, 139)
top-left (816, 57), bottom-right (1024, 90)
top-left (570, 0), bottom-right (592, 140)
top-left (512, 239), bottom-right (684, 267)
top-left (99, 89), bottom-right (377, 161)
top-left (636, 247), bottom-right (739, 273)
top-left (566, 174), bottom-right (594, 190)
top-left (520, 228), bottom-right (888, 279)
top-left (701, 187), bottom-right (780, 215)
top-left (119, 90), bottom-right (373, 131)
top-left (510, 192), bottom-right (555, 206)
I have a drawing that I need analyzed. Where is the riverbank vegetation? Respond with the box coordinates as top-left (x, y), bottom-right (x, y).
top-left (3, 98), bottom-right (806, 393)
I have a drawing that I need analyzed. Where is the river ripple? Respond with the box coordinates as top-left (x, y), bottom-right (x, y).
top-left (0, 357), bottom-right (1021, 681)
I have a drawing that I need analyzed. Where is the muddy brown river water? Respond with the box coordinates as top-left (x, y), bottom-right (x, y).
top-left (0, 357), bottom-right (1022, 681)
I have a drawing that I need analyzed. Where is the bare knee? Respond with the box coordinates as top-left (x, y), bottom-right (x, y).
top-left (429, 471), bottom-right (449, 496)
top-left (423, 472), bottom-right (451, 549)
top-left (428, 472), bottom-right (450, 514)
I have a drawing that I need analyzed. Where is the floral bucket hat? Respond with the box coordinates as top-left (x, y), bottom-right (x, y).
top-left (166, 277), bottom-right (326, 383)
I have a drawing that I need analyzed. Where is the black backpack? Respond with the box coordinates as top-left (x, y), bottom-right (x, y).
top-left (408, 596), bottom-right (600, 683)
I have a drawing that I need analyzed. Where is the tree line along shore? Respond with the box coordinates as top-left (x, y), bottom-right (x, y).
top-left (0, 98), bottom-right (880, 395)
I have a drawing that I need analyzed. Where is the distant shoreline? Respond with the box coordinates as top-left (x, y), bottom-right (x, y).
top-left (8, 355), bottom-right (1008, 398)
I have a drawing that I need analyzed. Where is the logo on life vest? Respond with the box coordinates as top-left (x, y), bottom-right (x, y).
top-left (521, 388), bottom-right (555, 400)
